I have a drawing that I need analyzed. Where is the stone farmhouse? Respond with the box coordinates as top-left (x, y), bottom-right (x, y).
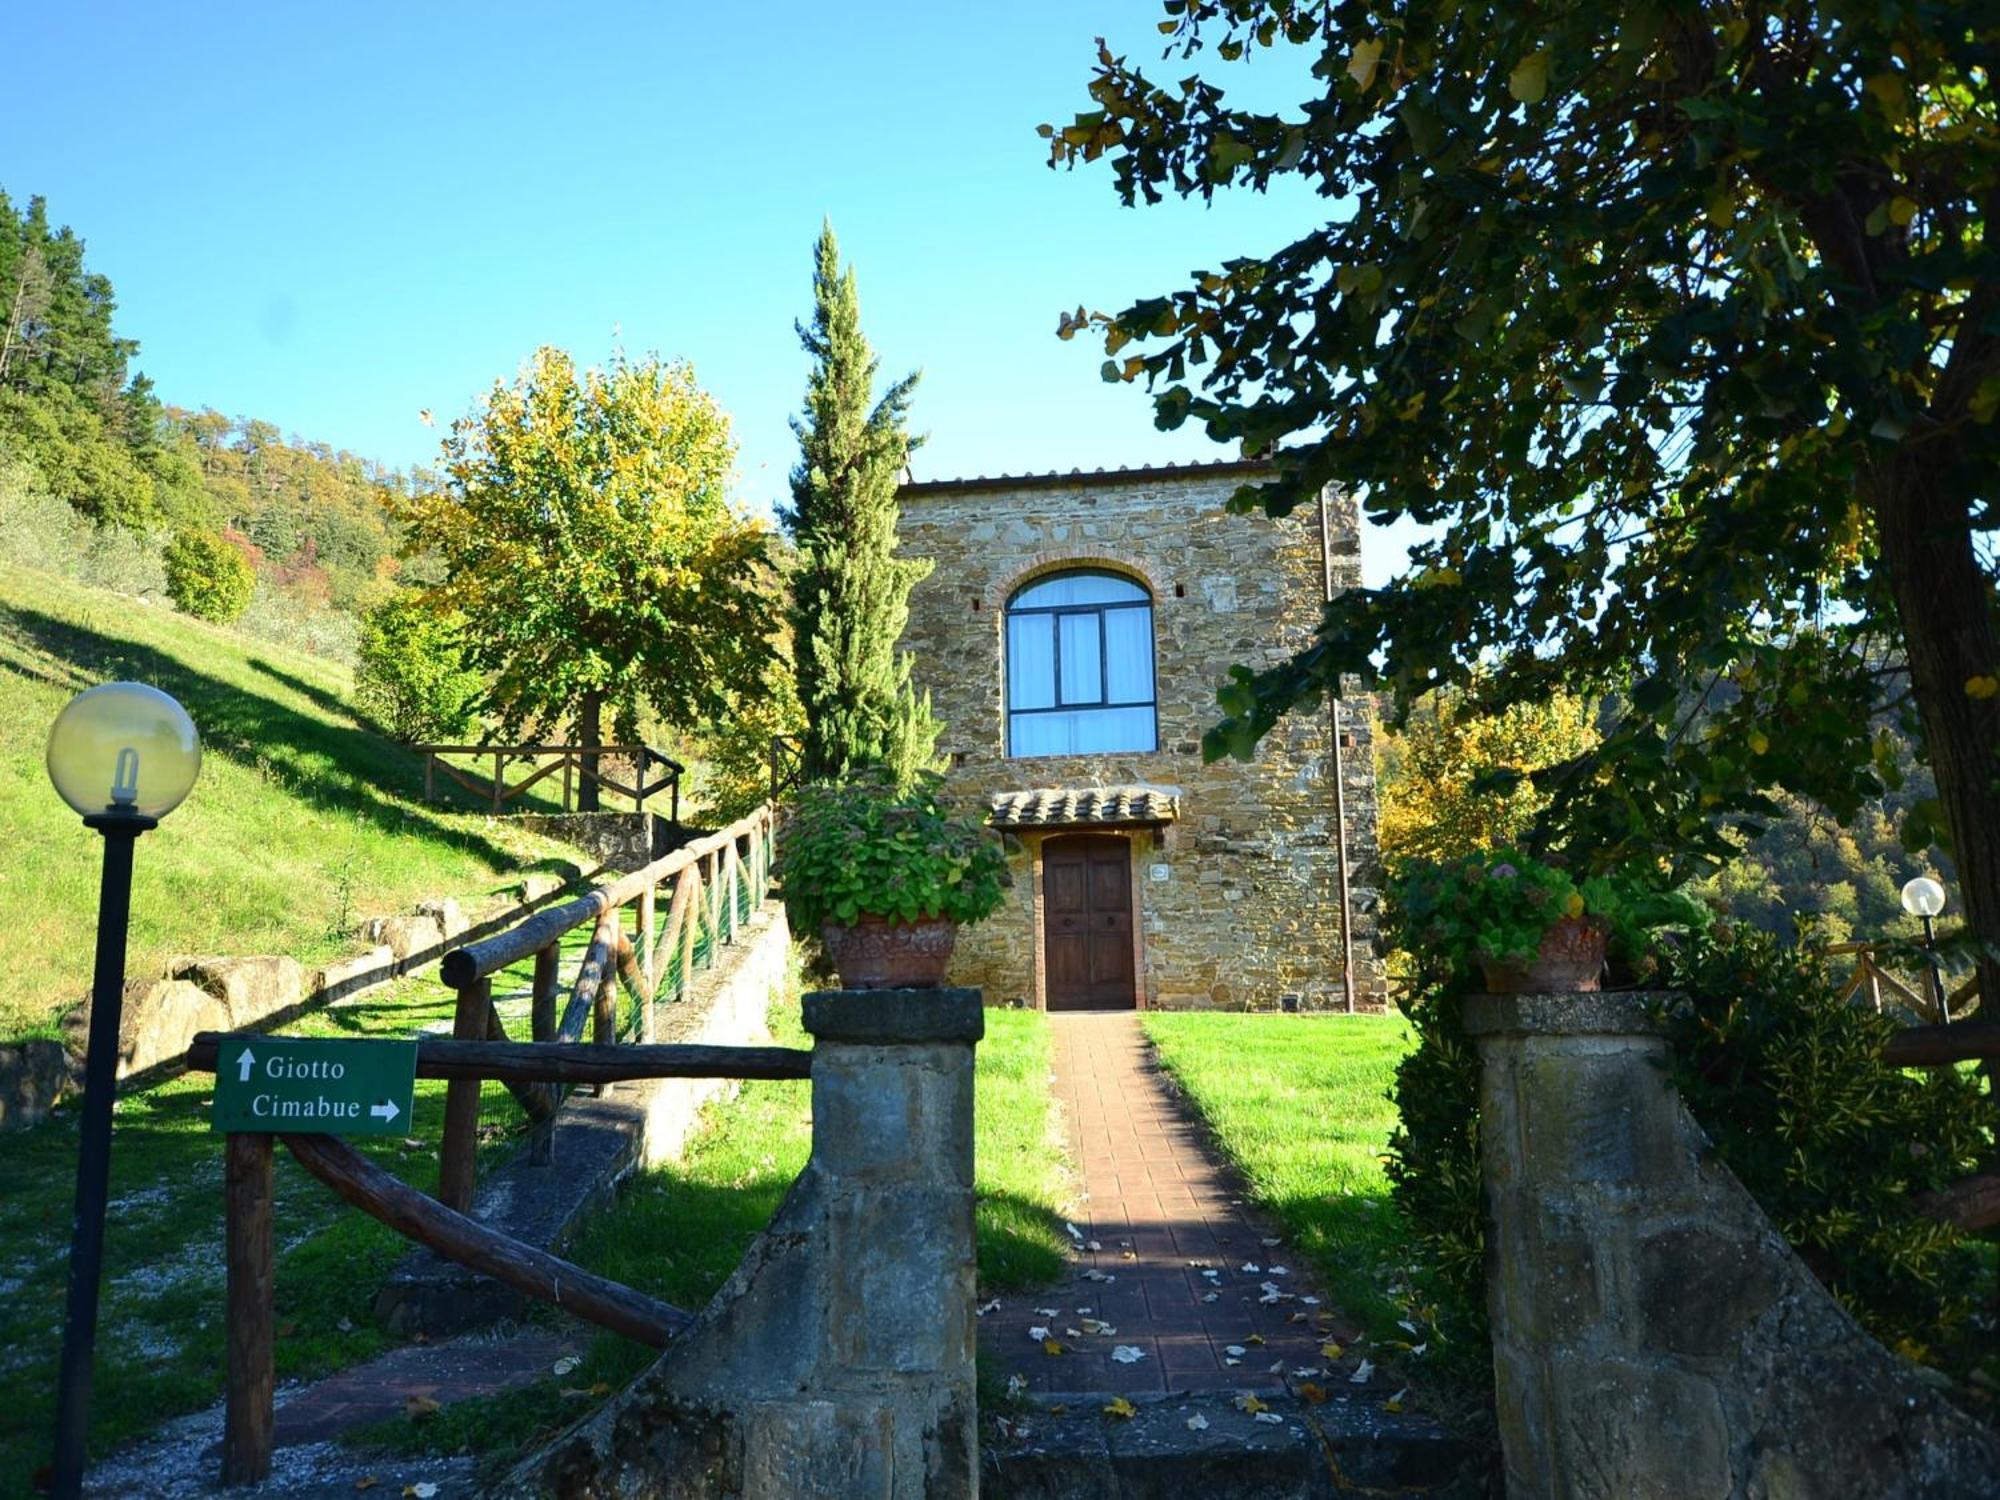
top-left (894, 459), bottom-right (1382, 1012)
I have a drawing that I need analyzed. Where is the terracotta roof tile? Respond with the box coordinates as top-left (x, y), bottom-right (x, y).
top-left (987, 785), bottom-right (1181, 830)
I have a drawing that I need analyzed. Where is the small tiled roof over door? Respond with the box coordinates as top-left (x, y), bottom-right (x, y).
top-left (986, 785), bottom-right (1181, 830)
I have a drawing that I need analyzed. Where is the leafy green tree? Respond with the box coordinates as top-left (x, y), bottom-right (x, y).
top-left (400, 346), bottom-right (775, 808)
top-left (354, 593), bottom-right (485, 743)
top-left (1051, 5), bottom-right (2000, 994)
top-left (784, 223), bottom-right (940, 785)
top-left (162, 528), bottom-right (254, 623)
top-left (1378, 688), bottom-right (1598, 870)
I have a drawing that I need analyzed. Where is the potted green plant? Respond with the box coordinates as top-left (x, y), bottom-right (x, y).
top-left (774, 772), bottom-right (1009, 989)
top-left (1390, 851), bottom-right (1706, 992)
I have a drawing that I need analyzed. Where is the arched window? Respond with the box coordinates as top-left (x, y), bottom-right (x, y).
top-left (1005, 570), bottom-right (1157, 757)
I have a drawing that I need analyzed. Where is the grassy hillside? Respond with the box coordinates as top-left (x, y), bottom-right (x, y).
top-left (0, 560), bottom-right (583, 1039)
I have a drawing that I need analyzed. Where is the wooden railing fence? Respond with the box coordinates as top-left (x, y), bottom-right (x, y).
top-left (1832, 939), bottom-right (1981, 1025)
top-left (415, 741), bottom-right (683, 819)
top-left (187, 801), bottom-right (788, 1486)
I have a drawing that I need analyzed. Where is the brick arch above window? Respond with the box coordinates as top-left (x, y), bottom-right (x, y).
top-left (987, 552), bottom-right (1168, 615)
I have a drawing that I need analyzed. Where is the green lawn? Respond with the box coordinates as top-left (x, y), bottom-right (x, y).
top-left (0, 561), bottom-right (594, 1038)
top-left (346, 1004), bottom-right (1073, 1471)
top-left (0, 974), bottom-right (540, 1496)
top-left (1142, 1012), bottom-right (1421, 1348)
top-left (0, 888), bottom-right (758, 1498)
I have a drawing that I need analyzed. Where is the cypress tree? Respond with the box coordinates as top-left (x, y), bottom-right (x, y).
top-left (784, 222), bottom-right (941, 785)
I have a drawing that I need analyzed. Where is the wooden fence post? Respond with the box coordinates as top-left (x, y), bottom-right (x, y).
top-left (593, 970), bottom-right (617, 1097)
top-left (722, 841), bottom-right (743, 945)
top-left (423, 753), bottom-right (435, 807)
top-left (438, 977), bottom-right (491, 1213)
top-left (683, 867), bottom-right (703, 996)
top-left (530, 944), bottom-right (560, 1165)
top-left (222, 1132), bottom-right (274, 1487)
top-left (638, 882), bottom-right (657, 1040)
top-left (532, 944), bottom-right (559, 1044)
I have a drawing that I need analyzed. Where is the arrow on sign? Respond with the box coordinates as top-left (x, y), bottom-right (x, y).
top-left (237, 1048), bottom-right (256, 1084)
top-left (370, 1100), bottom-right (400, 1124)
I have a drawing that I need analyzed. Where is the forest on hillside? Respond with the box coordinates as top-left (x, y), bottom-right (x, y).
top-left (0, 188), bottom-right (409, 658)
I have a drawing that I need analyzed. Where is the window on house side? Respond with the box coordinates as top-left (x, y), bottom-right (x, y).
top-left (1005, 570), bottom-right (1157, 756)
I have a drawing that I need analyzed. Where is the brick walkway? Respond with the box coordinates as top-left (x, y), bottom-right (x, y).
top-left (981, 1011), bottom-right (1370, 1400)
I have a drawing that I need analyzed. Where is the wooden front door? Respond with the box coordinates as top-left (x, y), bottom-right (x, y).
top-left (1043, 835), bottom-right (1136, 1010)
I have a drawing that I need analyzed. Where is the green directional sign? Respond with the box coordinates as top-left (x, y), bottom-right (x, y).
top-left (211, 1037), bottom-right (418, 1136)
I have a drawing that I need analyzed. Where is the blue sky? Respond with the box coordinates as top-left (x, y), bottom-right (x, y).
top-left (8, 2), bottom-right (1417, 581)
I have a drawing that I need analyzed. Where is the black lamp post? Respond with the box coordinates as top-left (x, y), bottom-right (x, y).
top-left (45, 683), bottom-right (200, 1499)
top-left (1900, 875), bottom-right (1950, 1024)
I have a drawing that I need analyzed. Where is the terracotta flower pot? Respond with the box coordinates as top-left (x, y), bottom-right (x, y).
top-left (820, 915), bottom-right (959, 990)
top-left (1478, 914), bottom-right (1611, 994)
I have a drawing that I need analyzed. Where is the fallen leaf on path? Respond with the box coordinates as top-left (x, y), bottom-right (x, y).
top-left (1320, 1342), bottom-right (1343, 1361)
top-left (1028, 1326), bottom-right (1051, 1342)
top-left (1102, 1397), bottom-right (1137, 1420)
top-left (1245, 1334), bottom-right (1265, 1346)
top-left (1186, 1413), bottom-right (1209, 1431)
top-left (1225, 1344), bottom-right (1247, 1357)
top-left (1299, 1382), bottom-right (1328, 1406)
top-left (1036, 1307), bottom-right (1059, 1318)
top-left (354, 1481), bottom-right (377, 1493)
top-left (1234, 1393), bottom-right (1269, 1414)
top-left (1006, 1373), bottom-right (1028, 1399)
top-left (1111, 1345), bottom-right (1147, 1364)
top-left (976, 1298), bottom-right (999, 1317)
top-left (1349, 1359), bottom-right (1375, 1384)
top-left (552, 1355), bottom-right (581, 1376)
top-left (404, 1395), bottom-right (440, 1422)
top-left (1384, 1388), bottom-right (1408, 1413)
top-left (1254, 1410), bottom-right (1285, 1425)
top-left (405, 1485), bottom-right (439, 1500)
top-left (1201, 1292), bottom-right (1219, 1304)
top-left (1240, 1262), bottom-right (1261, 1274)
top-left (1043, 1338), bottom-right (1067, 1355)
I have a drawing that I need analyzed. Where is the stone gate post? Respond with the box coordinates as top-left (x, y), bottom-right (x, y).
top-left (1465, 990), bottom-right (1999, 1500)
top-left (504, 987), bottom-right (981, 1498)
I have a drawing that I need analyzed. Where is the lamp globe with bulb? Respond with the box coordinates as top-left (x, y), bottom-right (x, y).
top-left (46, 682), bottom-right (201, 823)
top-left (1900, 876), bottom-right (1946, 921)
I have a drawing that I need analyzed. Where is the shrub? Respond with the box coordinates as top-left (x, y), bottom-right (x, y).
top-left (1385, 919), bottom-right (1996, 1378)
top-left (353, 593), bottom-right (484, 742)
top-left (774, 771), bottom-right (1007, 935)
top-left (162, 528), bottom-right (254, 622)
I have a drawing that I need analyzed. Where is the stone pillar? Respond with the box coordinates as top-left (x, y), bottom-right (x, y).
top-left (1466, 991), bottom-right (2000, 1500)
top-left (506, 987), bottom-right (982, 1499)
top-left (795, 987), bottom-right (980, 1498)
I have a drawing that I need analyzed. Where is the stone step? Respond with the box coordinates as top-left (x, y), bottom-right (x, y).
top-left (984, 1391), bottom-right (1488, 1500)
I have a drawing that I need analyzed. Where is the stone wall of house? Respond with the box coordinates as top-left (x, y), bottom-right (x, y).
top-left (895, 463), bottom-right (1382, 1010)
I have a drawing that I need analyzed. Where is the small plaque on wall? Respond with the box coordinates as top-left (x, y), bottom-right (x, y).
top-left (1149, 864), bottom-right (1171, 882)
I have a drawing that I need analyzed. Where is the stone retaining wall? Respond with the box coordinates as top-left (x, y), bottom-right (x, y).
top-left (1469, 991), bottom-right (2000, 1499)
